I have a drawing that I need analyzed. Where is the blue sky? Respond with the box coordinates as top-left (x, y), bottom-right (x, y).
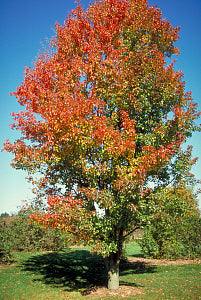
top-left (0, 0), bottom-right (201, 214)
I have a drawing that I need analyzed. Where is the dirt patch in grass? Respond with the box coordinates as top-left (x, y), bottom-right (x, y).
top-left (0, 263), bottom-right (16, 269)
top-left (82, 284), bottom-right (144, 298)
top-left (127, 256), bottom-right (201, 266)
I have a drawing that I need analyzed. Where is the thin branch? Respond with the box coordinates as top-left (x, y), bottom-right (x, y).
top-left (123, 226), bottom-right (140, 239)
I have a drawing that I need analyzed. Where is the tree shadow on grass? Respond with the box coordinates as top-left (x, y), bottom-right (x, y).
top-left (22, 249), bottom-right (156, 294)
top-left (121, 259), bottom-right (156, 275)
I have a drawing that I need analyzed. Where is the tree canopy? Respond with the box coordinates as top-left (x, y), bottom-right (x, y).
top-left (3, 0), bottom-right (200, 290)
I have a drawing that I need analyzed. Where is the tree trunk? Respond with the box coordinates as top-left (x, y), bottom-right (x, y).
top-left (105, 253), bottom-right (120, 290)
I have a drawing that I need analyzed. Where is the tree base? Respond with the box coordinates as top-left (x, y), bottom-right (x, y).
top-left (105, 256), bottom-right (120, 290)
top-left (108, 267), bottom-right (119, 290)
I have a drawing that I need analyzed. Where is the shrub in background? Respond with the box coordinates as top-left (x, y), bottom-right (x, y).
top-left (11, 212), bottom-right (70, 252)
top-left (0, 216), bottom-right (15, 264)
top-left (139, 184), bottom-right (201, 259)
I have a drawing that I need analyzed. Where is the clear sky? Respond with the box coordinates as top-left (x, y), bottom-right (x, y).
top-left (0, 0), bottom-right (201, 215)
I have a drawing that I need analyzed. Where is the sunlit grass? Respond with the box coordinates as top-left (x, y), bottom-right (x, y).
top-left (120, 263), bottom-right (201, 299)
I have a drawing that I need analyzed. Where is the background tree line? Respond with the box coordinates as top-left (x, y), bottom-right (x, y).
top-left (0, 209), bottom-right (70, 264)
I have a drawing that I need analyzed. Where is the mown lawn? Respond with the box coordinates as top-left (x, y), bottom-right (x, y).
top-left (0, 243), bottom-right (200, 299)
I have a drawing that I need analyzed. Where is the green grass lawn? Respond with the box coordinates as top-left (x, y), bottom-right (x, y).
top-left (0, 244), bottom-right (200, 299)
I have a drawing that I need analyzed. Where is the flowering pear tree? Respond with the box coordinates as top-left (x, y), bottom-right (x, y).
top-left (3, 0), bottom-right (200, 290)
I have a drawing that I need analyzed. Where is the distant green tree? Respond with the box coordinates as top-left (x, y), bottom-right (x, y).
top-left (0, 212), bottom-right (10, 218)
top-left (0, 214), bottom-right (14, 264)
